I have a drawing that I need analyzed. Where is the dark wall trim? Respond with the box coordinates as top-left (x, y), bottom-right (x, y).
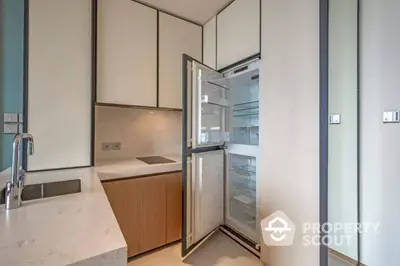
top-left (95, 102), bottom-right (181, 112)
top-left (181, 54), bottom-right (190, 257)
top-left (22, 0), bottom-right (30, 170)
top-left (215, 16), bottom-right (218, 69)
top-left (91, 0), bottom-right (98, 166)
top-left (319, 0), bottom-right (329, 265)
top-left (27, 165), bottom-right (91, 173)
top-left (218, 53), bottom-right (260, 73)
top-left (259, 0), bottom-right (262, 56)
top-left (156, 11), bottom-right (160, 107)
top-left (201, 24), bottom-right (204, 63)
top-left (133, 0), bottom-right (202, 27)
top-left (356, 0), bottom-right (361, 263)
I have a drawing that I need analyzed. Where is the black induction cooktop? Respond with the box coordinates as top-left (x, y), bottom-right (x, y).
top-left (137, 156), bottom-right (176, 165)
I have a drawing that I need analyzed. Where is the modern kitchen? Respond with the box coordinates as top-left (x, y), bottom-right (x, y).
top-left (3, 0), bottom-right (392, 265)
top-left (1, 0), bottom-right (263, 265)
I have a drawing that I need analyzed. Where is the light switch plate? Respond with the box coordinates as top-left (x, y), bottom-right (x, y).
top-left (383, 111), bottom-right (399, 123)
top-left (329, 114), bottom-right (341, 124)
top-left (4, 113), bottom-right (18, 123)
top-left (4, 124), bottom-right (19, 134)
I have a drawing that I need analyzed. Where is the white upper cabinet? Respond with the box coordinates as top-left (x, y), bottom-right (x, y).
top-left (97, 0), bottom-right (157, 107)
top-left (28, 0), bottom-right (91, 170)
top-left (203, 17), bottom-right (217, 69)
top-left (217, 0), bottom-right (260, 70)
top-left (159, 13), bottom-right (202, 109)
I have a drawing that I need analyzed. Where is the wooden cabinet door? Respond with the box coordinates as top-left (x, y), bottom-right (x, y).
top-left (140, 175), bottom-right (167, 252)
top-left (103, 179), bottom-right (143, 257)
top-left (166, 173), bottom-right (183, 243)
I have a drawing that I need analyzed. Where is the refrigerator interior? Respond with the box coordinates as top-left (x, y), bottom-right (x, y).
top-left (226, 153), bottom-right (258, 242)
top-left (226, 68), bottom-right (260, 146)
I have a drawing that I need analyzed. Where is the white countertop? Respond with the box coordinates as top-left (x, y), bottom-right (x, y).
top-left (95, 155), bottom-right (182, 181)
top-left (0, 154), bottom-right (182, 266)
top-left (0, 168), bottom-right (127, 266)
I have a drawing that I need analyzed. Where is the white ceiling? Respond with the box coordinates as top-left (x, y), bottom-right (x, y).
top-left (136, 0), bottom-right (233, 24)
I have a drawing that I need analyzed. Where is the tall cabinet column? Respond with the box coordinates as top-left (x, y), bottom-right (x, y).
top-left (28, 0), bottom-right (92, 170)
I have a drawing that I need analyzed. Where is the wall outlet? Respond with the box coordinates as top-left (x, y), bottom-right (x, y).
top-left (111, 142), bottom-right (121, 150)
top-left (102, 142), bottom-right (112, 151)
top-left (102, 142), bottom-right (121, 151)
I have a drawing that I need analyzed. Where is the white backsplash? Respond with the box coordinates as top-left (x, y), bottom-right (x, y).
top-left (95, 105), bottom-right (182, 163)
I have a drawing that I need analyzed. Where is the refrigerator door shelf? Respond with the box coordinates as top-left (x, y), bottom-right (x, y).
top-left (192, 61), bottom-right (228, 149)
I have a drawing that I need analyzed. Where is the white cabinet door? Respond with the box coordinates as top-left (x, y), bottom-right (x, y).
top-left (97, 0), bottom-right (157, 107)
top-left (217, 0), bottom-right (260, 70)
top-left (159, 13), bottom-right (202, 109)
top-left (203, 17), bottom-right (217, 69)
top-left (28, 0), bottom-right (91, 170)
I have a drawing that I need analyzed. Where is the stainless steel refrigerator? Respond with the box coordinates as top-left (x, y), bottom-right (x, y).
top-left (182, 54), bottom-right (261, 258)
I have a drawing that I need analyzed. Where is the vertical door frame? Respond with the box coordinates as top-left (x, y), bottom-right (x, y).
top-left (320, 0), bottom-right (329, 265)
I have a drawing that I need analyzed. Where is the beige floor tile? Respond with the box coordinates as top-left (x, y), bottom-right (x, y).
top-left (128, 231), bottom-right (262, 266)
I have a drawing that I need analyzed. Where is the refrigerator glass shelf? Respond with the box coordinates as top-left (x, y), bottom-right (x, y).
top-left (233, 112), bottom-right (259, 117)
top-left (233, 181), bottom-right (256, 191)
top-left (203, 101), bottom-right (229, 108)
top-left (231, 165), bottom-right (256, 174)
top-left (233, 100), bottom-right (259, 110)
top-left (205, 81), bottom-right (230, 90)
top-left (232, 125), bottom-right (259, 128)
top-left (233, 106), bottom-right (259, 112)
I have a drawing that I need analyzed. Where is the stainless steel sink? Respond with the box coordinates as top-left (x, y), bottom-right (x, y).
top-left (0, 179), bottom-right (81, 205)
top-left (137, 156), bottom-right (176, 165)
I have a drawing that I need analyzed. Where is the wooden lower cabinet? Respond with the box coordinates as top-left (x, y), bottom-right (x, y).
top-left (103, 172), bottom-right (182, 258)
top-left (140, 175), bottom-right (167, 253)
top-left (103, 178), bottom-right (142, 257)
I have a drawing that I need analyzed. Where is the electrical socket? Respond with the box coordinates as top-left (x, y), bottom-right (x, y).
top-left (111, 142), bottom-right (121, 150)
top-left (102, 142), bottom-right (112, 151)
top-left (102, 142), bottom-right (121, 151)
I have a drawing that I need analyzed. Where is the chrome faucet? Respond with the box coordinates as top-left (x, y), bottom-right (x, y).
top-left (5, 133), bottom-right (34, 210)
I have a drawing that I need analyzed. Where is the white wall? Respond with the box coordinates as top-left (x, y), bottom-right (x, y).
top-left (259, 0), bottom-right (320, 265)
top-left (28, 0), bottom-right (92, 170)
top-left (328, 0), bottom-right (358, 260)
top-left (360, 0), bottom-right (400, 265)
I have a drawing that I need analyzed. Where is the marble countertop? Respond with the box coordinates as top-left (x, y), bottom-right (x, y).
top-left (0, 154), bottom-right (182, 266)
top-left (95, 155), bottom-right (182, 181)
top-left (0, 167), bottom-right (127, 266)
